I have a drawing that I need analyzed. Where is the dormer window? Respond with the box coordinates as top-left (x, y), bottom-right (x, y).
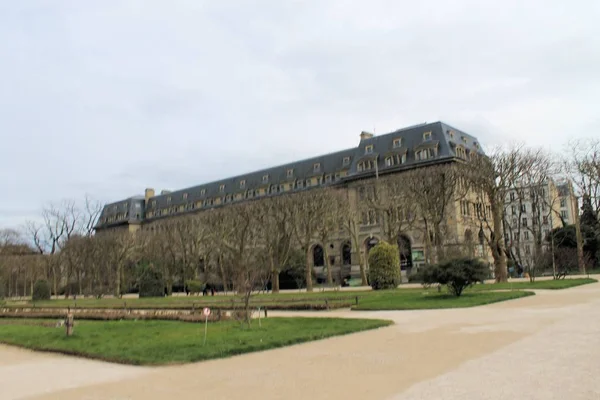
top-left (447, 130), bottom-right (455, 138)
top-left (343, 156), bottom-right (350, 166)
top-left (461, 136), bottom-right (467, 143)
top-left (297, 180), bottom-right (304, 189)
top-left (240, 180), bottom-right (246, 188)
top-left (262, 174), bottom-right (269, 183)
top-left (287, 168), bottom-right (294, 178)
top-left (423, 132), bottom-right (432, 141)
top-left (365, 145), bottom-right (373, 154)
top-left (325, 174), bottom-right (332, 183)
top-left (473, 142), bottom-right (479, 149)
top-left (167, 196), bottom-right (172, 204)
top-left (385, 157), bottom-right (393, 167)
top-left (151, 200), bottom-right (156, 207)
top-left (219, 184), bottom-right (225, 193)
top-left (313, 163), bottom-right (321, 172)
top-left (183, 193), bottom-right (188, 200)
top-left (357, 160), bottom-right (374, 172)
top-left (393, 138), bottom-right (402, 148)
top-left (416, 148), bottom-right (437, 160)
top-left (200, 189), bottom-right (206, 196)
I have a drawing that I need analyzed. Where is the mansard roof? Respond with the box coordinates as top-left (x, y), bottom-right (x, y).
top-left (96, 121), bottom-right (484, 228)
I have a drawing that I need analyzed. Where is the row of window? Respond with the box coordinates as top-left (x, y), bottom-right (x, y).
top-left (158, 175), bottom-right (346, 207)
top-left (148, 176), bottom-right (345, 218)
top-left (102, 211), bottom-right (141, 224)
top-left (508, 188), bottom-right (548, 202)
top-left (356, 149), bottom-right (432, 173)
top-left (505, 230), bottom-right (550, 244)
top-left (460, 201), bottom-right (492, 219)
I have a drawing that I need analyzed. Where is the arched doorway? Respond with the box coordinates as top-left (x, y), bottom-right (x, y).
top-left (341, 241), bottom-right (352, 266)
top-left (312, 244), bottom-right (324, 267)
top-left (365, 237), bottom-right (379, 255)
top-left (397, 234), bottom-right (412, 271)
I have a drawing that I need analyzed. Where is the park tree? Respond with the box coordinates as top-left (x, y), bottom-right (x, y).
top-left (255, 195), bottom-right (295, 293)
top-left (468, 146), bottom-right (534, 282)
top-left (339, 191), bottom-right (369, 286)
top-left (290, 190), bottom-right (330, 292)
top-left (405, 164), bottom-right (469, 264)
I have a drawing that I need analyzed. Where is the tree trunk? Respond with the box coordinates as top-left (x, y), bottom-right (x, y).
top-left (270, 258), bottom-right (280, 293)
top-left (114, 263), bottom-right (121, 297)
top-left (305, 247), bottom-right (313, 292)
top-left (492, 200), bottom-right (508, 282)
top-left (324, 246), bottom-right (333, 287)
top-left (574, 207), bottom-right (586, 273)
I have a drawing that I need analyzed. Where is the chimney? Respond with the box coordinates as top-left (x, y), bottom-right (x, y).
top-left (145, 188), bottom-right (155, 205)
top-left (360, 131), bottom-right (374, 141)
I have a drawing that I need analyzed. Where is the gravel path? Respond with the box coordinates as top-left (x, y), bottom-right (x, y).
top-left (2, 278), bottom-right (599, 400)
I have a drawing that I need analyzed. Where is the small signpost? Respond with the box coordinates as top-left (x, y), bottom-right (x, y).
top-left (202, 307), bottom-right (211, 345)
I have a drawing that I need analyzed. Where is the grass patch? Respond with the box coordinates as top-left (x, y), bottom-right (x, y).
top-left (470, 278), bottom-right (597, 291)
top-left (351, 290), bottom-right (534, 311)
top-left (0, 317), bottom-right (391, 365)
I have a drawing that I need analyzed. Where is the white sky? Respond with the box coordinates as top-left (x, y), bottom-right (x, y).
top-left (1, 0), bottom-right (599, 228)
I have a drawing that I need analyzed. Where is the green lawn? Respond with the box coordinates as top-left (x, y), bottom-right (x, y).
top-left (0, 317), bottom-right (391, 365)
top-left (351, 290), bottom-right (534, 311)
top-left (470, 278), bottom-right (597, 291)
top-left (6, 277), bottom-right (592, 311)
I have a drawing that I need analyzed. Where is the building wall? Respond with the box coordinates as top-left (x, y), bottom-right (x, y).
top-left (503, 179), bottom-right (576, 268)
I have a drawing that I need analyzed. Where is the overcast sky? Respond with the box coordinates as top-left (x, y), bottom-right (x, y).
top-left (1, 0), bottom-right (598, 228)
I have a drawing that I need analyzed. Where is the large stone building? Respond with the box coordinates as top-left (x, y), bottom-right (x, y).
top-left (96, 121), bottom-right (491, 282)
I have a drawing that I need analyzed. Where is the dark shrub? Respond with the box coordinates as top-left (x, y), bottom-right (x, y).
top-left (368, 242), bottom-right (401, 290)
top-left (421, 258), bottom-right (488, 297)
top-left (32, 280), bottom-right (51, 301)
top-left (138, 263), bottom-right (165, 298)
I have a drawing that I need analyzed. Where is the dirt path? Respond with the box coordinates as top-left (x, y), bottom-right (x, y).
top-left (2, 280), bottom-right (600, 400)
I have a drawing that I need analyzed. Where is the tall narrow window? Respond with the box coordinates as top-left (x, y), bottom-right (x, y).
top-left (240, 180), bottom-right (246, 188)
top-left (287, 169), bottom-right (294, 178)
top-left (313, 163), bottom-right (321, 172)
top-left (365, 145), bottom-right (373, 154)
top-left (262, 174), bottom-right (269, 183)
top-left (219, 184), bottom-right (225, 193)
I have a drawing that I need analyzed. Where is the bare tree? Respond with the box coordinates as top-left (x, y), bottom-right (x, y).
top-left (405, 164), bottom-right (469, 264)
top-left (339, 192), bottom-right (369, 286)
top-left (290, 190), bottom-right (330, 292)
top-left (255, 196), bottom-right (294, 293)
top-left (469, 146), bottom-right (533, 282)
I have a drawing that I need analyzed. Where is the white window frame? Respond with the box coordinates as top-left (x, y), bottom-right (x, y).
top-left (365, 145), bottom-right (373, 154)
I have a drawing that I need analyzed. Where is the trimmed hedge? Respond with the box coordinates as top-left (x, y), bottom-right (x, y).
top-left (368, 242), bottom-right (401, 290)
top-left (421, 258), bottom-right (488, 297)
top-left (32, 280), bottom-right (51, 301)
top-left (185, 280), bottom-right (204, 294)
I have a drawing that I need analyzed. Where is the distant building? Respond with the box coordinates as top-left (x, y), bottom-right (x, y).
top-left (503, 179), bottom-right (577, 268)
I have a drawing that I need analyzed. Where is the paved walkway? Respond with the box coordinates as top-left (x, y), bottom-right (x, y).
top-left (2, 280), bottom-right (600, 399)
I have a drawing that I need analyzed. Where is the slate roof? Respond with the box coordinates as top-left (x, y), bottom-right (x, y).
top-left (96, 121), bottom-right (484, 228)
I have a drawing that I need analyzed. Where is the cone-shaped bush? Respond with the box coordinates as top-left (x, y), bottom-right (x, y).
top-left (368, 242), bottom-right (401, 290)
